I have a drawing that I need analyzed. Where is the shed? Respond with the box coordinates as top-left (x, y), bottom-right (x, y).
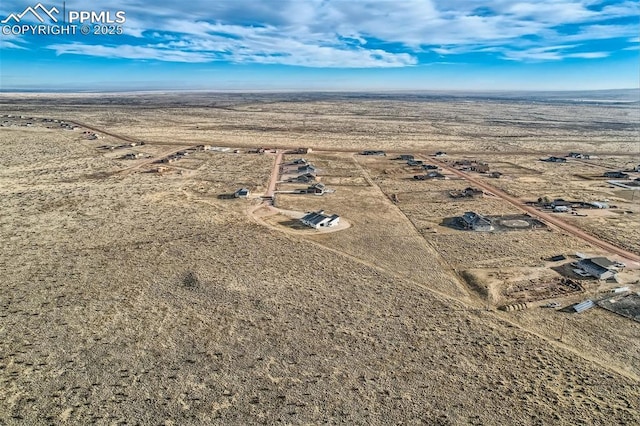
top-left (573, 300), bottom-right (595, 313)
top-left (548, 255), bottom-right (567, 262)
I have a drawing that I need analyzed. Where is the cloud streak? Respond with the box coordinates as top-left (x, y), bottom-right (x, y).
top-left (0, 0), bottom-right (636, 65)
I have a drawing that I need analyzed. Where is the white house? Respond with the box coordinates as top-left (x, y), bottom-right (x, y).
top-left (300, 210), bottom-right (340, 229)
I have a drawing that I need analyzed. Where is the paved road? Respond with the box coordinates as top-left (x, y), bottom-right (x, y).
top-left (431, 158), bottom-right (640, 263)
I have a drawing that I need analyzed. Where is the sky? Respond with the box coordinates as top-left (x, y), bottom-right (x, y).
top-left (0, 0), bottom-right (638, 91)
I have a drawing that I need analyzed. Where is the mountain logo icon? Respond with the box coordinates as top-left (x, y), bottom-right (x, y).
top-left (1, 3), bottom-right (59, 24)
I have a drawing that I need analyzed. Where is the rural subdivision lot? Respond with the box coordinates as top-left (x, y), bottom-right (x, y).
top-left (1, 92), bottom-right (639, 424)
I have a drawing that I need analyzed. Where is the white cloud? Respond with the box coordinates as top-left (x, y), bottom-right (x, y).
top-left (0, 0), bottom-right (633, 66)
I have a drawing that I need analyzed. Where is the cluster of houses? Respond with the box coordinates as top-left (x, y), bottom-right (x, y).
top-left (99, 141), bottom-right (146, 151)
top-left (154, 144), bottom-right (230, 164)
top-left (82, 130), bottom-right (99, 140)
top-left (157, 149), bottom-right (193, 164)
top-left (539, 198), bottom-right (613, 212)
top-left (283, 158), bottom-right (334, 196)
top-left (393, 154), bottom-right (446, 180)
top-left (1, 116), bottom-right (37, 128)
top-left (285, 158), bottom-right (318, 183)
top-left (453, 160), bottom-right (490, 173)
top-left (122, 152), bottom-right (145, 160)
top-left (449, 187), bottom-right (484, 198)
top-left (568, 152), bottom-right (590, 159)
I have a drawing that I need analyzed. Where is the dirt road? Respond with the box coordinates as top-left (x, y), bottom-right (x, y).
top-left (431, 158), bottom-right (640, 263)
top-left (265, 151), bottom-right (283, 198)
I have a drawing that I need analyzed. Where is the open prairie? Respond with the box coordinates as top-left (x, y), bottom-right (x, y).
top-left (1, 93), bottom-right (639, 424)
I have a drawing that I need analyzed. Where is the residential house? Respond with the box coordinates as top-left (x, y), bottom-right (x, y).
top-left (542, 156), bottom-right (567, 163)
top-left (568, 152), bottom-right (590, 159)
top-left (414, 171), bottom-right (445, 180)
top-left (300, 183), bottom-right (327, 195)
top-left (398, 154), bottom-right (414, 161)
top-left (234, 188), bottom-right (250, 198)
top-left (291, 173), bottom-right (317, 183)
top-left (297, 164), bottom-right (316, 174)
top-left (471, 163), bottom-right (490, 173)
top-left (461, 211), bottom-right (494, 232)
top-left (300, 210), bottom-right (340, 229)
top-left (577, 257), bottom-right (617, 280)
top-left (362, 150), bottom-right (386, 156)
top-left (603, 171), bottom-right (629, 179)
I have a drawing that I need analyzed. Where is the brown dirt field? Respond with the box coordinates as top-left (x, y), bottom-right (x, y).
top-left (1, 96), bottom-right (639, 425)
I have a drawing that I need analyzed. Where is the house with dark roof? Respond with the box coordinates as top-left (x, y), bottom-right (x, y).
top-left (461, 211), bottom-right (493, 232)
top-left (297, 164), bottom-right (316, 174)
top-left (577, 257), bottom-right (617, 280)
top-left (362, 150), bottom-right (386, 156)
top-left (291, 173), bottom-right (317, 183)
top-left (471, 163), bottom-right (490, 173)
top-left (300, 183), bottom-right (327, 195)
top-left (234, 188), bottom-right (250, 198)
top-left (542, 156), bottom-right (567, 163)
top-left (414, 171), bottom-right (446, 180)
top-left (603, 171), bottom-right (629, 179)
top-left (449, 187), bottom-right (483, 198)
top-left (568, 152), bottom-right (590, 159)
top-left (289, 158), bottom-right (307, 165)
top-left (300, 210), bottom-right (340, 229)
top-left (397, 154), bottom-right (414, 161)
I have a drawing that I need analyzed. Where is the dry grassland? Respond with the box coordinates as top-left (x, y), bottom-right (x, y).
top-left (1, 94), bottom-right (639, 425)
top-left (3, 92), bottom-right (638, 153)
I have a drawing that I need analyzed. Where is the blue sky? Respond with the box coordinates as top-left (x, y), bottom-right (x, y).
top-left (0, 0), bottom-right (638, 91)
